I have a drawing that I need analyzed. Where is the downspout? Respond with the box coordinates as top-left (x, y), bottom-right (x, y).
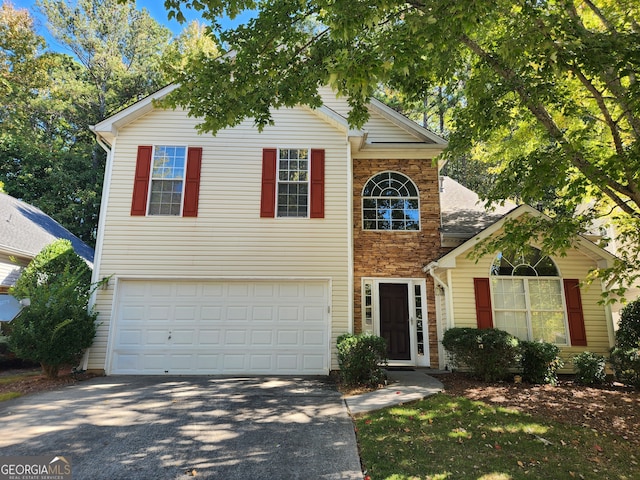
top-left (82, 132), bottom-right (114, 371)
top-left (424, 261), bottom-right (450, 369)
top-left (347, 139), bottom-right (354, 335)
top-left (598, 259), bottom-right (617, 348)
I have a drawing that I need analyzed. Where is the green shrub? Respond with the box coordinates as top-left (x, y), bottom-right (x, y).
top-left (0, 335), bottom-right (10, 356)
top-left (519, 341), bottom-right (563, 385)
top-left (610, 299), bottom-right (640, 388)
top-left (8, 240), bottom-right (98, 378)
top-left (572, 351), bottom-right (607, 385)
top-left (337, 333), bottom-right (388, 388)
top-left (441, 328), bottom-right (519, 382)
top-left (610, 347), bottom-right (640, 388)
top-left (615, 299), bottom-right (640, 350)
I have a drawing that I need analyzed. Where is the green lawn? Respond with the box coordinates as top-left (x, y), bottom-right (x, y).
top-left (355, 393), bottom-right (637, 480)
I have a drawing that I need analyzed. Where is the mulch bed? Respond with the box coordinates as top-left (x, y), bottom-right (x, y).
top-left (436, 372), bottom-right (640, 446)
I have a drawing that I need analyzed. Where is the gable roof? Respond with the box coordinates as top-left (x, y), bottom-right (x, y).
top-left (0, 192), bottom-right (94, 265)
top-left (440, 176), bottom-right (518, 239)
top-left (433, 204), bottom-right (616, 270)
top-left (91, 84), bottom-right (447, 161)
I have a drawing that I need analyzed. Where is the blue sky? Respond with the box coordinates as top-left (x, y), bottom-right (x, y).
top-left (10, 0), bottom-right (252, 51)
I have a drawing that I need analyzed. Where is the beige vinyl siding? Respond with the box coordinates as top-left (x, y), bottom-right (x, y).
top-left (317, 86), bottom-right (421, 143)
top-left (447, 247), bottom-right (614, 372)
top-left (88, 105), bottom-right (351, 371)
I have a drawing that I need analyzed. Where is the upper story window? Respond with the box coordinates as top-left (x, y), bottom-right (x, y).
top-left (131, 145), bottom-right (202, 218)
top-left (148, 146), bottom-right (186, 216)
top-left (490, 246), bottom-right (569, 344)
top-left (362, 171), bottom-right (420, 230)
top-left (277, 148), bottom-right (309, 217)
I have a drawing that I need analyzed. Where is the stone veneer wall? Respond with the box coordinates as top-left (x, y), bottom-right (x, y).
top-left (353, 158), bottom-right (444, 367)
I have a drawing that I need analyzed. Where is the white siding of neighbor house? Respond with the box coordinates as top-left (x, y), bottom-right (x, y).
top-left (446, 246), bottom-right (614, 372)
top-left (88, 105), bottom-right (354, 371)
top-left (0, 253), bottom-right (27, 289)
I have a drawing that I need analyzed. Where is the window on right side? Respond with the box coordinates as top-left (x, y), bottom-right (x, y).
top-left (490, 246), bottom-right (569, 345)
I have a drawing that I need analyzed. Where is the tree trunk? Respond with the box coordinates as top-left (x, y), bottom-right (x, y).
top-left (41, 363), bottom-right (60, 379)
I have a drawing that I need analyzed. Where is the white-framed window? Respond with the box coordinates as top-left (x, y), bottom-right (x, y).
top-left (490, 247), bottom-right (569, 344)
top-left (363, 280), bottom-right (373, 328)
top-left (148, 146), bottom-right (186, 215)
top-left (362, 171), bottom-right (420, 230)
top-left (277, 148), bottom-right (309, 217)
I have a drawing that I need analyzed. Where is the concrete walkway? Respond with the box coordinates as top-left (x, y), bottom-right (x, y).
top-left (344, 369), bottom-right (445, 415)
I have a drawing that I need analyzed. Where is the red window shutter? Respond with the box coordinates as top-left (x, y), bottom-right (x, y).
top-left (564, 279), bottom-right (587, 346)
top-left (131, 146), bottom-right (152, 216)
top-left (310, 149), bottom-right (325, 218)
top-left (183, 147), bottom-right (202, 217)
top-left (260, 148), bottom-right (277, 218)
top-left (473, 278), bottom-right (494, 329)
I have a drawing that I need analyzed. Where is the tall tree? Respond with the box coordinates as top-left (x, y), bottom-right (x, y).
top-left (160, 0), bottom-right (640, 295)
top-left (38, 0), bottom-right (172, 124)
top-left (1, 1), bottom-right (173, 245)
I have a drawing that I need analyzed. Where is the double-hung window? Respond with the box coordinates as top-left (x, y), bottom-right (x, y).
top-left (148, 146), bottom-right (186, 216)
top-left (260, 147), bottom-right (324, 219)
top-left (490, 247), bottom-right (569, 344)
top-left (277, 148), bottom-right (309, 217)
top-left (130, 145), bottom-right (202, 217)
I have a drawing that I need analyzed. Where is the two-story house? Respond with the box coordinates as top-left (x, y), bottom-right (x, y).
top-left (85, 85), bottom-right (616, 375)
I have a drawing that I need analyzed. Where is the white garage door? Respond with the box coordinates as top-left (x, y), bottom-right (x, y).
top-left (108, 280), bottom-right (330, 375)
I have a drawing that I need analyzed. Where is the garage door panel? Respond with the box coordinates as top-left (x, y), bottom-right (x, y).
top-left (175, 306), bottom-right (198, 321)
top-left (198, 330), bottom-right (221, 345)
top-left (110, 280), bottom-right (329, 375)
top-left (251, 330), bottom-right (273, 345)
top-left (201, 306), bottom-right (223, 320)
top-left (148, 305), bottom-right (171, 320)
top-left (303, 330), bottom-right (325, 345)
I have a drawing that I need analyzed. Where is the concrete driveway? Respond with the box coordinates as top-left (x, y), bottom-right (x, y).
top-left (0, 375), bottom-right (363, 479)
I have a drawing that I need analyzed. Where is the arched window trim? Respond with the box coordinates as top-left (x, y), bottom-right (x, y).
top-left (490, 247), bottom-right (561, 278)
top-left (361, 171), bottom-right (420, 231)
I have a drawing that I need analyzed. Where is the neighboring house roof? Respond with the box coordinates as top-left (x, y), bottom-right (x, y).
top-left (0, 192), bottom-right (94, 265)
top-left (439, 176), bottom-right (518, 240)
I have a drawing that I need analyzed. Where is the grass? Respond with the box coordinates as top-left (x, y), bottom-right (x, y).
top-left (355, 393), bottom-right (638, 480)
top-left (0, 391), bottom-right (22, 401)
top-left (0, 370), bottom-right (40, 402)
top-left (0, 371), bottom-right (40, 385)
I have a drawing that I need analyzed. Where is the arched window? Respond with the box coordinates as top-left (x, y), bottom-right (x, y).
top-left (362, 172), bottom-right (420, 231)
top-left (490, 246), bottom-right (569, 344)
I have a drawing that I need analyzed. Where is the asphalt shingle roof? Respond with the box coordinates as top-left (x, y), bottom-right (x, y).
top-left (439, 176), bottom-right (518, 238)
top-left (0, 192), bottom-right (94, 265)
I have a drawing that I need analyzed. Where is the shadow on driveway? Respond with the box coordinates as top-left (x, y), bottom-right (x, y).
top-left (0, 376), bottom-right (363, 479)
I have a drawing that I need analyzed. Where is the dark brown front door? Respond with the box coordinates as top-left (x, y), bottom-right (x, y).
top-left (379, 283), bottom-right (410, 361)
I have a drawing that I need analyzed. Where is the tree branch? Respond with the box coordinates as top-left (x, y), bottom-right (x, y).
top-left (459, 33), bottom-right (639, 217)
top-left (571, 65), bottom-right (625, 155)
